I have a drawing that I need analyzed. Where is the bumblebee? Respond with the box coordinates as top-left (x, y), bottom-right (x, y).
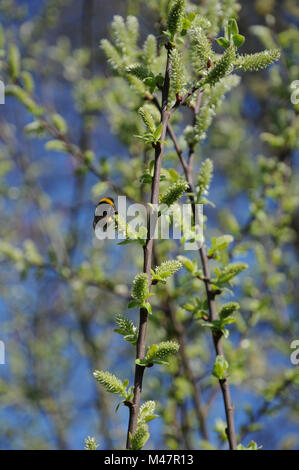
top-left (93, 197), bottom-right (117, 232)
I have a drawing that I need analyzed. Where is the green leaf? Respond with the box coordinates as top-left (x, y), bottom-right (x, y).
top-left (167, 0), bottom-right (186, 39)
top-left (52, 113), bottom-right (68, 134)
top-left (131, 425), bottom-right (150, 450)
top-left (170, 48), bottom-right (187, 96)
top-left (233, 34), bottom-right (245, 48)
top-left (153, 123), bottom-right (163, 142)
top-left (204, 47), bottom-right (235, 87)
top-left (217, 37), bottom-right (230, 48)
top-left (114, 314), bottom-right (138, 345)
top-left (150, 77), bottom-right (161, 91)
top-left (126, 64), bottom-right (153, 80)
top-left (131, 273), bottom-right (149, 302)
top-left (181, 18), bottom-right (191, 32)
top-left (137, 341), bottom-right (179, 367)
top-left (178, 255), bottom-right (197, 274)
top-left (160, 179), bottom-right (189, 207)
top-left (93, 370), bottom-right (127, 397)
top-left (84, 436), bottom-right (98, 450)
top-left (214, 262), bottom-right (248, 286)
top-left (24, 121), bottom-right (44, 135)
top-left (234, 49), bottom-right (280, 71)
top-left (197, 159), bottom-right (213, 195)
top-left (213, 355), bottom-right (229, 380)
top-left (128, 300), bottom-right (141, 309)
top-left (147, 341), bottom-right (179, 363)
top-left (208, 235), bottom-right (234, 257)
top-left (135, 359), bottom-right (149, 367)
top-left (189, 25), bottom-right (213, 71)
top-left (237, 440), bottom-right (262, 450)
top-left (152, 260), bottom-right (182, 283)
top-left (8, 44), bottom-right (20, 80)
top-left (168, 168), bottom-right (180, 181)
top-left (21, 71), bottom-right (34, 93)
top-left (146, 344), bottom-right (158, 362)
top-left (138, 106), bottom-right (156, 135)
top-left (138, 401), bottom-right (159, 426)
top-left (143, 302), bottom-right (152, 314)
top-left (143, 76), bottom-right (157, 93)
top-left (6, 85), bottom-right (43, 115)
top-left (228, 19), bottom-right (239, 37)
top-left (45, 140), bottom-right (68, 152)
top-left (219, 302), bottom-right (240, 320)
top-left (0, 24), bottom-right (5, 49)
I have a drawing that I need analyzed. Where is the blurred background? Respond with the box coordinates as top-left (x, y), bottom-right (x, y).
top-left (0, 0), bottom-right (298, 450)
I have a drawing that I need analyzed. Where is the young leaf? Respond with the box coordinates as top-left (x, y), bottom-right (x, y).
top-left (152, 260), bottom-right (182, 283)
top-left (204, 46), bottom-right (235, 87)
top-left (197, 159), bottom-right (213, 196)
top-left (167, 0), bottom-right (186, 39)
top-left (126, 64), bottom-right (153, 81)
top-left (169, 48), bottom-right (186, 96)
top-left (153, 123), bottom-right (163, 143)
top-left (128, 300), bottom-right (142, 309)
top-left (213, 355), bottom-right (229, 380)
top-left (114, 314), bottom-right (138, 345)
top-left (217, 37), bottom-right (230, 48)
top-left (208, 235), bottom-right (234, 257)
top-left (131, 425), bottom-right (150, 450)
top-left (138, 106), bottom-right (156, 135)
top-left (214, 262), bottom-right (248, 286)
top-left (45, 140), bottom-right (68, 152)
top-left (144, 341), bottom-right (180, 366)
top-left (219, 302), bottom-right (240, 320)
top-left (189, 26), bottom-right (213, 71)
top-left (234, 49), bottom-right (280, 71)
top-left (93, 370), bottom-right (127, 397)
top-left (84, 436), bottom-right (98, 450)
top-left (8, 44), bottom-right (20, 80)
top-left (160, 180), bottom-right (189, 207)
top-left (6, 85), bottom-right (43, 115)
top-left (138, 401), bottom-right (159, 425)
top-left (131, 273), bottom-right (149, 302)
top-left (52, 113), bottom-right (68, 134)
top-left (228, 18), bottom-right (239, 37)
top-left (237, 441), bottom-right (263, 450)
top-left (233, 34), bottom-right (245, 48)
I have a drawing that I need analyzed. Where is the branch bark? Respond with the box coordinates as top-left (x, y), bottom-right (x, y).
top-left (164, 93), bottom-right (237, 450)
top-left (126, 46), bottom-right (172, 449)
top-left (163, 295), bottom-right (209, 441)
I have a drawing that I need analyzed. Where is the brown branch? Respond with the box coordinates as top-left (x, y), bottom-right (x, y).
top-left (163, 295), bottom-right (209, 441)
top-left (126, 46), bottom-right (172, 449)
top-left (199, 248), bottom-right (237, 450)
top-left (164, 92), bottom-right (237, 450)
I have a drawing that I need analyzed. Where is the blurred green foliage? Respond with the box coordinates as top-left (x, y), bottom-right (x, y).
top-left (0, 0), bottom-right (298, 450)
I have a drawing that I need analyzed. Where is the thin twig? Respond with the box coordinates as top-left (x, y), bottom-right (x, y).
top-left (126, 45), bottom-right (172, 449)
top-left (163, 295), bottom-right (209, 441)
top-left (163, 92), bottom-right (237, 450)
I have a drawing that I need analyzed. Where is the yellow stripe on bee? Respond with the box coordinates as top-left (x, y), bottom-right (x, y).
top-left (99, 198), bottom-right (114, 207)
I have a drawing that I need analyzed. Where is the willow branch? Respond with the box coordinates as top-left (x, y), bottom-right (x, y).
top-left (163, 295), bottom-right (209, 441)
top-left (126, 46), bottom-right (172, 449)
top-left (164, 94), bottom-right (237, 450)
